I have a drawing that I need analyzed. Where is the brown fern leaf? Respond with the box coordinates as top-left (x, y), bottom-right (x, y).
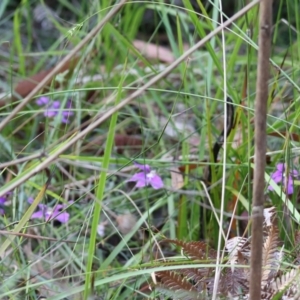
top-left (180, 267), bottom-right (214, 292)
top-left (226, 237), bottom-right (250, 269)
top-left (226, 237), bottom-right (250, 256)
top-left (261, 224), bottom-right (282, 287)
top-left (269, 267), bottom-right (300, 298)
top-left (206, 267), bottom-right (248, 297)
top-left (155, 285), bottom-right (205, 300)
top-left (263, 206), bottom-right (277, 228)
top-left (180, 267), bottom-right (209, 282)
top-left (262, 207), bottom-right (278, 244)
top-left (163, 239), bottom-right (217, 261)
top-left (156, 271), bottom-right (200, 300)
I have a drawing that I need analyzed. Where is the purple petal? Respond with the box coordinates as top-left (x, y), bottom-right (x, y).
top-left (28, 198), bottom-right (48, 210)
top-left (52, 101), bottom-right (61, 109)
top-left (61, 115), bottom-right (71, 124)
top-left (53, 204), bottom-right (66, 211)
top-left (286, 184), bottom-right (294, 195)
top-left (128, 172), bottom-right (147, 183)
top-left (61, 102), bottom-right (74, 123)
top-left (65, 100), bottom-right (73, 109)
top-left (31, 210), bottom-right (45, 219)
top-left (271, 170), bottom-right (283, 183)
top-left (135, 180), bottom-right (147, 188)
top-left (286, 176), bottom-right (294, 195)
top-left (44, 101), bottom-right (61, 118)
top-left (28, 198), bottom-right (48, 219)
top-left (0, 192), bottom-right (12, 205)
top-left (134, 162), bottom-right (151, 173)
top-left (28, 197), bottom-right (34, 204)
top-left (36, 96), bottom-right (50, 106)
top-left (276, 163), bottom-right (285, 172)
top-left (48, 202), bottom-right (72, 223)
top-left (128, 172), bottom-right (147, 187)
top-left (149, 174), bottom-right (164, 189)
top-left (0, 208), bottom-right (4, 215)
top-left (37, 203), bottom-right (48, 211)
top-left (269, 163), bottom-right (298, 194)
top-left (44, 110), bottom-right (58, 118)
top-left (47, 211), bottom-right (70, 223)
top-left (62, 110), bottom-right (74, 117)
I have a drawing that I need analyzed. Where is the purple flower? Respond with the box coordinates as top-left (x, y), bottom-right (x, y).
top-left (28, 197), bottom-right (72, 223)
top-left (0, 196), bottom-right (7, 215)
top-left (61, 100), bottom-right (74, 124)
top-left (36, 97), bottom-right (74, 124)
top-left (128, 162), bottom-right (164, 189)
top-left (0, 192), bottom-right (12, 215)
top-left (268, 163), bottom-right (298, 195)
top-left (36, 96), bottom-right (50, 106)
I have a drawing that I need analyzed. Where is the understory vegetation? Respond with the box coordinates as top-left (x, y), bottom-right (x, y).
top-left (0, 0), bottom-right (300, 299)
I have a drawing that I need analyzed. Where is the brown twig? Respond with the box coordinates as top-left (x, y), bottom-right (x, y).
top-left (249, 1), bottom-right (273, 299)
top-left (0, 230), bottom-right (77, 243)
top-left (0, 152), bottom-right (45, 169)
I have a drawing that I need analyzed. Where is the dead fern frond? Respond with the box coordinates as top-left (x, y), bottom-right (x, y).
top-left (155, 271), bottom-right (200, 300)
top-left (261, 224), bottom-right (282, 286)
top-left (220, 268), bottom-right (249, 297)
top-left (180, 267), bottom-right (210, 283)
top-left (155, 285), bottom-right (205, 300)
top-left (263, 206), bottom-right (277, 228)
top-left (156, 271), bottom-right (196, 291)
top-left (163, 239), bottom-right (217, 261)
top-left (226, 237), bottom-right (250, 271)
top-left (153, 207), bottom-right (297, 299)
top-left (226, 237), bottom-right (250, 255)
top-left (269, 267), bottom-right (300, 298)
top-left (180, 267), bottom-right (214, 292)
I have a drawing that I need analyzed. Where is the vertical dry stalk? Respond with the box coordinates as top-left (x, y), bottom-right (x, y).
top-left (249, 1), bottom-right (273, 299)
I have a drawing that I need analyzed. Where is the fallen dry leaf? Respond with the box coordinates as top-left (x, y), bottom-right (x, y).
top-left (170, 167), bottom-right (184, 190)
top-left (13, 57), bottom-right (79, 99)
top-left (82, 134), bottom-right (143, 155)
top-left (116, 213), bottom-right (137, 234)
top-left (133, 40), bottom-right (175, 63)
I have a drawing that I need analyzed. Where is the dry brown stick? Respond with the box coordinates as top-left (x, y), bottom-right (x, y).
top-left (0, 0), bottom-right (260, 198)
top-left (0, 0), bottom-right (127, 132)
top-left (249, 1), bottom-right (272, 299)
top-left (0, 230), bottom-right (77, 243)
top-left (0, 152), bottom-right (44, 169)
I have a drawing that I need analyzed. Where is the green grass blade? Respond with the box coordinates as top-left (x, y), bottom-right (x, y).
top-left (83, 61), bottom-right (126, 299)
top-left (0, 181), bottom-right (47, 257)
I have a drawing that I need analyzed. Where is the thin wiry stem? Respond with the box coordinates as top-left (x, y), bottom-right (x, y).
top-left (212, 0), bottom-right (228, 297)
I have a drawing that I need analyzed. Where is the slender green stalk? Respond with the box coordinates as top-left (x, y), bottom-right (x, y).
top-left (83, 63), bottom-right (125, 299)
top-left (13, 8), bottom-right (25, 76)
